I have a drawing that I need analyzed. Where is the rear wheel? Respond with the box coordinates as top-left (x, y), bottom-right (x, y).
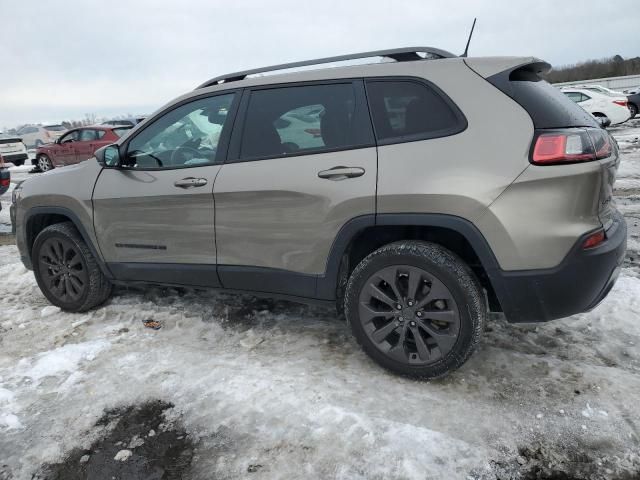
top-left (344, 241), bottom-right (485, 379)
top-left (629, 103), bottom-right (638, 119)
top-left (37, 154), bottom-right (53, 172)
top-left (33, 222), bottom-right (112, 312)
top-left (12, 159), bottom-right (24, 166)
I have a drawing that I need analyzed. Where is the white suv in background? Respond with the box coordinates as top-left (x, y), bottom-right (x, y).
top-left (0, 134), bottom-right (29, 166)
top-left (562, 88), bottom-right (631, 125)
top-left (16, 124), bottom-right (67, 148)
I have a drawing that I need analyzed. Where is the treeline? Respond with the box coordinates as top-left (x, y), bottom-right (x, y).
top-left (545, 55), bottom-right (640, 83)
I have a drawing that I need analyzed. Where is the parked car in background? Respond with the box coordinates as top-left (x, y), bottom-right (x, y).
top-left (16, 124), bottom-right (67, 148)
top-left (35, 125), bottom-right (132, 171)
top-left (562, 88), bottom-right (631, 125)
top-left (102, 116), bottom-right (146, 127)
top-left (0, 154), bottom-right (10, 197)
top-left (624, 90), bottom-right (640, 118)
top-left (571, 85), bottom-right (626, 97)
top-left (0, 134), bottom-right (29, 166)
top-left (569, 85), bottom-right (638, 119)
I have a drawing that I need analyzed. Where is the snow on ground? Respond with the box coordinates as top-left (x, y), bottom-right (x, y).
top-left (0, 123), bottom-right (640, 479)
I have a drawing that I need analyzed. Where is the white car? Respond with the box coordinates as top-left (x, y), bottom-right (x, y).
top-left (15, 124), bottom-right (67, 148)
top-left (562, 88), bottom-right (631, 125)
top-left (0, 134), bottom-right (29, 166)
top-left (570, 84), bottom-right (626, 97)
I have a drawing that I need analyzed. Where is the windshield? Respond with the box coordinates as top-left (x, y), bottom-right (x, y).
top-left (44, 125), bottom-right (66, 131)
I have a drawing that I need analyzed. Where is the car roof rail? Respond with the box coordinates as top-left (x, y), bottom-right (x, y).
top-left (196, 46), bottom-right (457, 89)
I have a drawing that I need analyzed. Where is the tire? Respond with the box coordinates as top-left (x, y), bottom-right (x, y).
top-left (629, 103), bottom-right (638, 119)
top-left (32, 222), bottom-right (112, 312)
top-left (344, 241), bottom-right (486, 379)
top-left (37, 154), bottom-right (53, 172)
top-left (12, 159), bottom-right (24, 166)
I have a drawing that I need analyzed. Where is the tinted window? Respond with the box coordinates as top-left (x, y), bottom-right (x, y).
top-left (125, 93), bottom-right (235, 169)
top-left (487, 65), bottom-right (599, 129)
top-left (366, 80), bottom-right (464, 142)
top-left (239, 83), bottom-right (371, 160)
top-left (44, 125), bottom-right (65, 131)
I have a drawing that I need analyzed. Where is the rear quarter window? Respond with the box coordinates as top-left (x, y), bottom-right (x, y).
top-left (486, 65), bottom-right (599, 129)
top-left (365, 79), bottom-right (467, 144)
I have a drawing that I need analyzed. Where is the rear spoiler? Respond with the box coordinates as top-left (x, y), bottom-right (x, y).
top-left (0, 137), bottom-right (24, 144)
top-left (463, 56), bottom-right (550, 79)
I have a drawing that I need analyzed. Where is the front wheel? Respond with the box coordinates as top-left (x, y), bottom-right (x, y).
top-left (33, 222), bottom-right (112, 312)
top-left (37, 154), bottom-right (53, 172)
top-left (344, 241), bottom-right (486, 379)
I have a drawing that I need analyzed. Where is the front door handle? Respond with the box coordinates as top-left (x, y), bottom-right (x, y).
top-left (317, 166), bottom-right (365, 180)
top-left (174, 177), bottom-right (208, 188)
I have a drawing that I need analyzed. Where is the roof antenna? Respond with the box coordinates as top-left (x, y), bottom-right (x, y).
top-left (461, 18), bottom-right (477, 58)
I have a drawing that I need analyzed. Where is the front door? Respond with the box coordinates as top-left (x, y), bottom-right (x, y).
top-left (92, 92), bottom-right (238, 286)
top-left (53, 130), bottom-right (80, 166)
top-left (214, 81), bottom-right (377, 297)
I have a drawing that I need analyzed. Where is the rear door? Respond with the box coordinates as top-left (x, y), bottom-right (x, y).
top-left (213, 81), bottom-right (377, 297)
top-left (92, 92), bottom-right (238, 285)
top-left (75, 128), bottom-right (110, 162)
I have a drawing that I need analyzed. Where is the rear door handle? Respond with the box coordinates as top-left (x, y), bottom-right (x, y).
top-left (174, 177), bottom-right (208, 188)
top-left (317, 166), bottom-right (365, 180)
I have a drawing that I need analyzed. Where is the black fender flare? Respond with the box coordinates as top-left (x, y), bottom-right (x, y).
top-left (23, 206), bottom-right (113, 278)
top-left (316, 213), bottom-right (512, 313)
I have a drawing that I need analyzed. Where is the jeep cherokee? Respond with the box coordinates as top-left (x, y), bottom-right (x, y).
top-left (11, 47), bottom-right (627, 378)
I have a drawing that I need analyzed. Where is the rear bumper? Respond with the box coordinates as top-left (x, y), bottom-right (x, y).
top-left (1, 153), bottom-right (28, 164)
top-left (493, 211), bottom-right (627, 323)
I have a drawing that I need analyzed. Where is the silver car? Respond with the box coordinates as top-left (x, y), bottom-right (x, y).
top-left (11, 47), bottom-right (626, 378)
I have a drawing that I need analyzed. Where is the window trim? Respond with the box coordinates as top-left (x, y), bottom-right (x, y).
top-left (225, 79), bottom-right (376, 164)
top-left (117, 89), bottom-right (241, 171)
top-left (364, 76), bottom-right (468, 146)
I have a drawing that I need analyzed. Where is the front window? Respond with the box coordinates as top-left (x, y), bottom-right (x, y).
top-left (125, 94), bottom-right (235, 169)
top-left (59, 130), bottom-right (80, 143)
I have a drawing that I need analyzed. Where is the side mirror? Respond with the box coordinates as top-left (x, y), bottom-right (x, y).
top-left (95, 144), bottom-right (122, 168)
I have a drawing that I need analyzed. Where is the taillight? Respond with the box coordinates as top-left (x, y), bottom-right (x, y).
top-left (582, 229), bottom-right (605, 249)
top-left (531, 128), bottom-right (612, 165)
top-left (613, 100), bottom-right (627, 107)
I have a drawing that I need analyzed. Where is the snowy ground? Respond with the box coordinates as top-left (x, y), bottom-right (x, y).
top-left (1, 123), bottom-right (640, 479)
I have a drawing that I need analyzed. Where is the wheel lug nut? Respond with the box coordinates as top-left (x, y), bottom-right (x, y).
top-left (410, 321), bottom-right (416, 327)
top-left (407, 300), bottom-right (414, 306)
top-left (396, 304), bottom-right (402, 310)
top-left (416, 311), bottom-right (422, 317)
top-left (398, 317), bottom-right (404, 322)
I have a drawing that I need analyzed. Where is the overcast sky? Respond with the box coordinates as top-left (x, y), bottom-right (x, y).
top-left (1, 0), bottom-right (638, 128)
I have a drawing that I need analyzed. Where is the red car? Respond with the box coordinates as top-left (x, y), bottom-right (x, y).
top-left (35, 125), bottom-right (131, 171)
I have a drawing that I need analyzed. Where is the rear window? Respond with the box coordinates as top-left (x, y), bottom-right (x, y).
top-left (113, 127), bottom-right (132, 138)
top-left (44, 125), bottom-right (65, 131)
top-left (366, 80), bottom-right (466, 143)
top-left (487, 65), bottom-right (599, 129)
top-left (239, 83), bottom-right (373, 160)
